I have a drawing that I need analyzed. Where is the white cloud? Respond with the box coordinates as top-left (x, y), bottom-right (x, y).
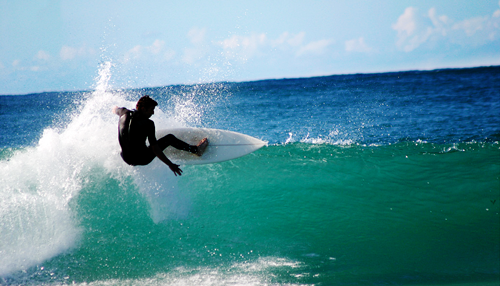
top-left (288, 32), bottom-right (306, 46)
top-left (182, 47), bottom-right (203, 64)
top-left (60, 46), bottom-right (95, 60)
top-left (393, 6), bottom-right (500, 52)
top-left (219, 33), bottom-right (267, 51)
top-left (7, 58), bottom-right (45, 72)
top-left (187, 27), bottom-right (206, 45)
top-left (35, 50), bottom-right (51, 61)
top-left (393, 7), bottom-right (418, 38)
top-left (123, 40), bottom-right (175, 63)
top-left (10, 59), bottom-right (32, 71)
top-left (218, 32), bottom-right (332, 61)
top-left (148, 39), bottom-right (165, 55)
top-left (126, 45), bottom-right (142, 60)
top-left (180, 28), bottom-right (209, 64)
top-left (428, 7), bottom-right (450, 35)
top-left (218, 33), bottom-right (267, 61)
top-left (345, 37), bottom-right (372, 53)
top-left (296, 39), bottom-right (332, 56)
top-left (164, 49), bottom-right (176, 61)
top-left (392, 7), bottom-right (433, 52)
top-left (453, 16), bottom-right (487, 36)
top-left (219, 35), bottom-right (239, 50)
top-left (450, 12), bottom-right (500, 45)
top-left (60, 46), bottom-right (77, 60)
top-left (272, 32), bottom-right (305, 47)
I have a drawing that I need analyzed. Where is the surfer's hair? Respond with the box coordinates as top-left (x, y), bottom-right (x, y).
top-left (136, 95), bottom-right (158, 110)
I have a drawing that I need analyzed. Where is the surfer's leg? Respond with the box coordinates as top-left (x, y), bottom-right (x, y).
top-left (157, 134), bottom-right (198, 153)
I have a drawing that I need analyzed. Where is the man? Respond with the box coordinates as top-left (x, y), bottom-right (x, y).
top-left (113, 95), bottom-right (208, 176)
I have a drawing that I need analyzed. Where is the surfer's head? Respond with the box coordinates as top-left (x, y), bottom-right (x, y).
top-left (136, 95), bottom-right (158, 110)
top-left (136, 95), bottom-right (158, 118)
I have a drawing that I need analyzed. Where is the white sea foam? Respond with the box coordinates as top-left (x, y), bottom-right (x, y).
top-left (49, 257), bottom-right (303, 286)
top-left (284, 130), bottom-right (355, 146)
top-left (0, 62), bottom-right (122, 276)
top-left (0, 61), bottom-right (192, 275)
top-left (131, 161), bottom-right (191, 223)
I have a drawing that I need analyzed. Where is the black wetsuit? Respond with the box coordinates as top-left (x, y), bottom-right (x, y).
top-left (116, 107), bottom-right (197, 166)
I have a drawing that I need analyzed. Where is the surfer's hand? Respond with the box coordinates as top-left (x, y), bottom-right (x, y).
top-left (168, 163), bottom-right (183, 176)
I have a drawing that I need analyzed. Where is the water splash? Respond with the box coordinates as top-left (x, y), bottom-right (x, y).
top-left (0, 59), bottom-right (219, 276)
top-left (283, 130), bottom-right (354, 146)
top-left (0, 61), bottom-right (133, 275)
top-left (0, 61), bottom-right (126, 276)
top-left (94, 61), bottom-right (113, 93)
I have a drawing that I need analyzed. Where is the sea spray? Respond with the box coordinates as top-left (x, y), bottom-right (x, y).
top-left (0, 120), bottom-right (85, 276)
top-left (0, 62), bottom-right (154, 275)
top-left (0, 145), bottom-right (81, 276)
top-left (0, 63), bottom-right (119, 275)
top-left (131, 162), bottom-right (190, 223)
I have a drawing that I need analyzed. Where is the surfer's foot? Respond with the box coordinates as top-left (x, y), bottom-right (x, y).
top-left (196, 138), bottom-right (208, 156)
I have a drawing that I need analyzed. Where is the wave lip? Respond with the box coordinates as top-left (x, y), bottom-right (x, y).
top-left (0, 144), bottom-right (82, 276)
top-left (0, 62), bottom-right (125, 276)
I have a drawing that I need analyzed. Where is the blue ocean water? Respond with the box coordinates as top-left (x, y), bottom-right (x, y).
top-left (1, 64), bottom-right (499, 285)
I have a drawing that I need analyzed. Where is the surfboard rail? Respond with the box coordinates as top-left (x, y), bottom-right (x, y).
top-left (156, 127), bottom-right (267, 165)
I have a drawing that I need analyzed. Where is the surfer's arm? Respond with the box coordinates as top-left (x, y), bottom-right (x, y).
top-left (151, 144), bottom-right (183, 176)
top-left (112, 106), bottom-right (128, 116)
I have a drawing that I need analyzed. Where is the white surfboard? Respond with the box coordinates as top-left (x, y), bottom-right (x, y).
top-left (156, 128), bottom-right (267, 165)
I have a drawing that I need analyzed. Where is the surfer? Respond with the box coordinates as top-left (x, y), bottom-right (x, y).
top-left (112, 95), bottom-right (208, 176)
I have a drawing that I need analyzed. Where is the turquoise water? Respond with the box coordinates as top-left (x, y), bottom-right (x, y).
top-left (1, 65), bottom-right (499, 285)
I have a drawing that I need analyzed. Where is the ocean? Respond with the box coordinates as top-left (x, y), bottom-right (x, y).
top-left (1, 64), bottom-right (499, 285)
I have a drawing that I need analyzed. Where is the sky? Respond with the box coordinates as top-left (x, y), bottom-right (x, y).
top-left (1, 0), bottom-right (500, 95)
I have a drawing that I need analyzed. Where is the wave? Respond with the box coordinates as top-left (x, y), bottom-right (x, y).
top-left (0, 62), bottom-right (197, 276)
top-left (1, 141), bottom-right (499, 283)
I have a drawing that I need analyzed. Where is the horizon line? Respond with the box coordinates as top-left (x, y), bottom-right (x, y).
top-left (2, 64), bottom-right (499, 96)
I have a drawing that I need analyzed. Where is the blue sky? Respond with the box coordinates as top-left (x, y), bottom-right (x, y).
top-left (1, 0), bottom-right (500, 94)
